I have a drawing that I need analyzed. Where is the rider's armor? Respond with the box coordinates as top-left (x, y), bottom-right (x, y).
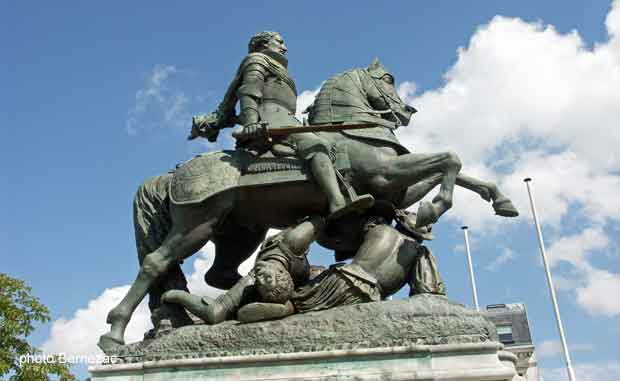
top-left (231, 50), bottom-right (332, 159)
top-left (236, 51), bottom-right (299, 130)
top-left (256, 229), bottom-right (310, 288)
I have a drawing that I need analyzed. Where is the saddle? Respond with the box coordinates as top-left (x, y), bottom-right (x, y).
top-left (242, 141), bottom-right (350, 175)
top-left (169, 143), bottom-right (353, 206)
top-left (243, 150), bottom-right (305, 174)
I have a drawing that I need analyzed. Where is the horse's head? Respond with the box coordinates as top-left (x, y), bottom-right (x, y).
top-left (367, 58), bottom-right (416, 127)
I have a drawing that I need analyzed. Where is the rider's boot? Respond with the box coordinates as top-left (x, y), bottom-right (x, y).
top-left (310, 152), bottom-right (374, 220)
top-left (162, 274), bottom-right (255, 324)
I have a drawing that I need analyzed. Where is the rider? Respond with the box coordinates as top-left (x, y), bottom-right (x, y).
top-left (195, 31), bottom-right (374, 220)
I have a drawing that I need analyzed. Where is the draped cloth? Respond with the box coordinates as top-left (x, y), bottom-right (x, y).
top-left (292, 263), bottom-right (380, 313)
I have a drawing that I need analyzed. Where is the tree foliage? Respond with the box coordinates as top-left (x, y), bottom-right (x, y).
top-left (0, 273), bottom-right (75, 381)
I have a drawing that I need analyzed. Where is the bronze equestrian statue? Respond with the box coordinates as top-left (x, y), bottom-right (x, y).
top-left (99, 31), bottom-right (518, 352)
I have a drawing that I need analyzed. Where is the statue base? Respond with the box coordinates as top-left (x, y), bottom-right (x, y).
top-left (90, 342), bottom-right (522, 380)
top-left (90, 295), bottom-right (524, 380)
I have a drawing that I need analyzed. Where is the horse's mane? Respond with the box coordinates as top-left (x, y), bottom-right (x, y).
top-left (308, 68), bottom-right (393, 129)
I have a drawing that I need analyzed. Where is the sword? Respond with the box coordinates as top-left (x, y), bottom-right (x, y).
top-left (194, 118), bottom-right (383, 142)
top-left (265, 122), bottom-right (379, 137)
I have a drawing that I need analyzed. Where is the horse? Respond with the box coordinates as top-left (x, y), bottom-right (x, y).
top-left (99, 61), bottom-right (518, 351)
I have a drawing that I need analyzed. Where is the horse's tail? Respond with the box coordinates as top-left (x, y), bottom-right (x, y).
top-left (133, 173), bottom-right (192, 324)
top-left (133, 173), bottom-right (173, 263)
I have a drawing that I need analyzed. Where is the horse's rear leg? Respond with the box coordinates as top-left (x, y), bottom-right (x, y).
top-left (135, 217), bottom-right (193, 333)
top-left (99, 195), bottom-right (234, 352)
top-left (133, 174), bottom-right (193, 330)
top-left (206, 226), bottom-right (268, 289)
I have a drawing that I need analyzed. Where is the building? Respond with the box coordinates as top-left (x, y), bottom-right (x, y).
top-left (485, 303), bottom-right (540, 380)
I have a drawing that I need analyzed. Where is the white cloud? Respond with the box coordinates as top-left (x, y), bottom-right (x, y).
top-left (546, 227), bottom-right (609, 268)
top-left (185, 243), bottom-right (225, 299)
top-left (501, 151), bottom-right (620, 228)
top-left (541, 361), bottom-right (620, 381)
top-left (537, 339), bottom-right (592, 359)
top-left (126, 64), bottom-right (197, 135)
top-left (41, 286), bottom-right (151, 358)
top-left (605, 1), bottom-right (620, 55)
top-left (576, 267), bottom-right (620, 317)
top-left (485, 247), bottom-right (515, 271)
top-left (296, 87), bottom-right (320, 121)
top-left (397, 81), bottom-right (417, 103)
top-left (541, 227), bottom-right (620, 316)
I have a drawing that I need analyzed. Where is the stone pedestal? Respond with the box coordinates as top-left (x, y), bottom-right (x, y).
top-left (91, 343), bottom-right (522, 380)
top-left (91, 295), bottom-right (524, 380)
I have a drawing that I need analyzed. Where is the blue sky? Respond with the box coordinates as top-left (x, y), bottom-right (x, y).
top-left (2, 1), bottom-right (619, 380)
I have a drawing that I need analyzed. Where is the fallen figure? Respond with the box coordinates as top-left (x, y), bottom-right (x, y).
top-left (162, 209), bottom-right (445, 324)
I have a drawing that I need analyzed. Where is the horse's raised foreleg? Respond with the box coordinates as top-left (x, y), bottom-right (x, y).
top-left (397, 172), bottom-right (519, 218)
top-left (98, 194), bottom-right (235, 352)
top-left (454, 173), bottom-right (519, 217)
top-left (368, 151), bottom-right (461, 226)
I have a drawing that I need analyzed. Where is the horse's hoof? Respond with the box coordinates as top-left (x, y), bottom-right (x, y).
top-left (493, 197), bottom-right (519, 217)
top-left (98, 333), bottom-right (124, 354)
top-left (328, 194), bottom-right (375, 221)
top-left (416, 202), bottom-right (439, 227)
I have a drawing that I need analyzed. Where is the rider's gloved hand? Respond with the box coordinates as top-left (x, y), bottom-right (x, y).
top-left (188, 113), bottom-right (221, 142)
top-left (232, 122), bottom-right (266, 142)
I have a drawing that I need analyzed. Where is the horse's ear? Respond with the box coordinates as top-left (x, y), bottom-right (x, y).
top-left (370, 57), bottom-right (381, 69)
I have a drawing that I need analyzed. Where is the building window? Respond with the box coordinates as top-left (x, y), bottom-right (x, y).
top-left (497, 325), bottom-right (514, 344)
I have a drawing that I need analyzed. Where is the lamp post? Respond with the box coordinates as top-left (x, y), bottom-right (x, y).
top-left (461, 226), bottom-right (480, 311)
top-left (524, 178), bottom-right (576, 381)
